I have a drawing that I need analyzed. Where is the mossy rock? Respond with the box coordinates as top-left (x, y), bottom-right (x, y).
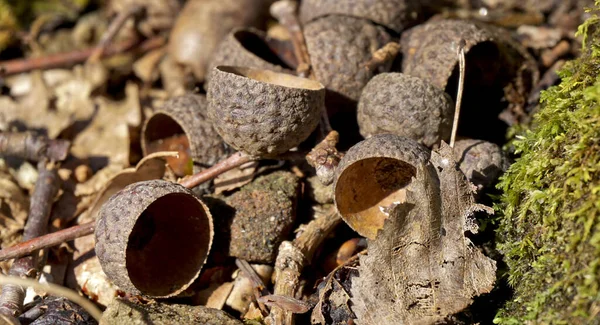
top-left (495, 5), bottom-right (600, 324)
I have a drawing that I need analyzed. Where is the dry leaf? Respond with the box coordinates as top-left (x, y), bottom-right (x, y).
top-left (70, 82), bottom-right (141, 167)
top-left (350, 143), bottom-right (496, 325)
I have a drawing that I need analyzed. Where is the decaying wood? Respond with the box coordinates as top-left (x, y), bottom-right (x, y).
top-left (350, 143), bottom-right (496, 324)
top-left (266, 207), bottom-right (342, 325)
top-left (0, 161), bottom-right (60, 318)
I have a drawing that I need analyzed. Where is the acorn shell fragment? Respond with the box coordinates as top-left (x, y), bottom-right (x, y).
top-left (95, 180), bottom-right (214, 298)
top-left (333, 134), bottom-right (430, 239)
top-left (207, 66), bottom-right (324, 157)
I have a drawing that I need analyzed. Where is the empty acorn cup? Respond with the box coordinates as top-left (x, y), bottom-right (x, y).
top-left (205, 28), bottom-right (294, 89)
top-left (300, 0), bottom-right (423, 33)
top-left (333, 134), bottom-right (430, 239)
top-left (95, 180), bottom-right (213, 297)
top-left (141, 94), bottom-right (230, 176)
top-left (357, 72), bottom-right (454, 147)
top-left (207, 66), bottom-right (324, 157)
top-left (303, 15), bottom-right (392, 106)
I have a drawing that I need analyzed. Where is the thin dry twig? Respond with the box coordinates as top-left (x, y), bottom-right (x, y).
top-left (87, 5), bottom-right (145, 63)
top-left (270, 0), bottom-right (311, 78)
top-left (266, 208), bottom-right (342, 325)
top-left (364, 42), bottom-right (401, 72)
top-left (0, 36), bottom-right (165, 76)
top-left (0, 222), bottom-right (94, 261)
top-left (0, 132), bottom-right (70, 162)
top-left (179, 151), bottom-right (257, 189)
top-left (450, 39), bottom-right (466, 148)
top-left (0, 161), bottom-right (60, 318)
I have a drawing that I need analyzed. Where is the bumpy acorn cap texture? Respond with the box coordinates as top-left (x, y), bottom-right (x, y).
top-left (453, 138), bottom-right (509, 191)
top-left (205, 28), bottom-right (294, 89)
top-left (95, 180), bottom-right (214, 298)
top-left (168, 0), bottom-right (273, 81)
top-left (333, 134), bottom-right (431, 239)
top-left (400, 19), bottom-right (538, 90)
top-left (357, 72), bottom-right (454, 148)
top-left (299, 0), bottom-right (422, 33)
top-left (304, 15), bottom-right (393, 103)
top-left (141, 94), bottom-right (231, 172)
top-left (207, 66), bottom-right (324, 157)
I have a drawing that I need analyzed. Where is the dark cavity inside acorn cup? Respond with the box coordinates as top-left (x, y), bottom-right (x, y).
top-left (335, 157), bottom-right (415, 239)
top-left (125, 192), bottom-right (211, 297)
top-left (217, 66), bottom-right (323, 90)
top-left (143, 113), bottom-right (192, 176)
top-left (234, 30), bottom-right (291, 69)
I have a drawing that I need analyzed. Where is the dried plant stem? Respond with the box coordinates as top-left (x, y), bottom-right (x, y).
top-left (305, 131), bottom-right (343, 186)
top-left (87, 5), bottom-right (144, 63)
top-left (364, 42), bottom-right (400, 72)
top-left (0, 275), bottom-right (102, 321)
top-left (0, 222), bottom-right (94, 261)
top-left (0, 162), bottom-right (60, 318)
top-left (0, 132), bottom-right (70, 162)
top-left (450, 39), bottom-right (466, 148)
top-left (266, 209), bottom-right (342, 325)
top-left (0, 36), bottom-right (165, 76)
top-left (270, 0), bottom-right (311, 78)
top-left (179, 151), bottom-right (256, 189)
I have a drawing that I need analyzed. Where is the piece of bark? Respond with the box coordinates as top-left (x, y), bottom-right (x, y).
top-left (350, 143), bottom-right (496, 325)
top-left (0, 133), bottom-right (70, 162)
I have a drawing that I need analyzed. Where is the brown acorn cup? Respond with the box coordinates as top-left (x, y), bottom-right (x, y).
top-left (357, 72), bottom-right (454, 148)
top-left (95, 180), bottom-right (213, 297)
top-left (207, 66), bottom-right (324, 157)
top-left (205, 28), bottom-right (294, 89)
top-left (299, 0), bottom-right (422, 33)
top-left (141, 94), bottom-right (230, 176)
top-left (333, 134), bottom-right (430, 239)
top-left (303, 15), bottom-right (392, 106)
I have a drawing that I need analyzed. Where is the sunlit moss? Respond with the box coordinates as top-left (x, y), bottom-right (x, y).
top-left (495, 3), bottom-right (600, 323)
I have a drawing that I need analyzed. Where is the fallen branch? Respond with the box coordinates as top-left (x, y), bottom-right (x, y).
top-left (266, 207), bottom-right (342, 325)
top-left (0, 132), bottom-right (70, 162)
top-left (0, 161), bottom-right (60, 318)
top-left (0, 36), bottom-right (165, 76)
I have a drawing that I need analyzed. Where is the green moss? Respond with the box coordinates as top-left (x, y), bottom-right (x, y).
top-left (495, 4), bottom-right (600, 324)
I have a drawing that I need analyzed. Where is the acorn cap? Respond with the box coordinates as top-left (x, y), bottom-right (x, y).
top-left (168, 0), bottom-right (273, 81)
top-left (304, 15), bottom-right (393, 105)
top-left (141, 94), bottom-right (231, 173)
top-left (299, 0), bottom-right (422, 33)
top-left (95, 180), bottom-right (214, 298)
top-left (333, 134), bottom-right (430, 239)
top-left (207, 66), bottom-right (324, 157)
top-left (205, 28), bottom-right (294, 89)
top-left (400, 19), bottom-right (538, 90)
top-left (357, 73), bottom-right (454, 147)
top-left (453, 138), bottom-right (509, 191)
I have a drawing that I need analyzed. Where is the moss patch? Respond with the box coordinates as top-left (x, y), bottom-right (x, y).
top-left (495, 4), bottom-right (600, 324)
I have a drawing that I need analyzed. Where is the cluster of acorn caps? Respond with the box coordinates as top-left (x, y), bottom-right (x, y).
top-left (94, 0), bottom-right (527, 301)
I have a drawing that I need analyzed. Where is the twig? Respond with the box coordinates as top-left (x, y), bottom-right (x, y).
top-left (236, 259), bottom-right (270, 314)
top-left (0, 222), bottom-right (94, 261)
top-left (0, 275), bottom-right (102, 322)
top-left (0, 36), bottom-right (165, 76)
top-left (87, 5), bottom-right (144, 63)
top-left (266, 208), bottom-right (342, 325)
top-left (179, 151), bottom-right (257, 189)
top-left (270, 1), bottom-right (311, 78)
top-left (364, 42), bottom-right (400, 72)
top-left (450, 39), bottom-right (466, 148)
top-left (305, 131), bottom-right (343, 186)
top-left (0, 161), bottom-right (60, 318)
top-left (0, 132), bottom-right (70, 162)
